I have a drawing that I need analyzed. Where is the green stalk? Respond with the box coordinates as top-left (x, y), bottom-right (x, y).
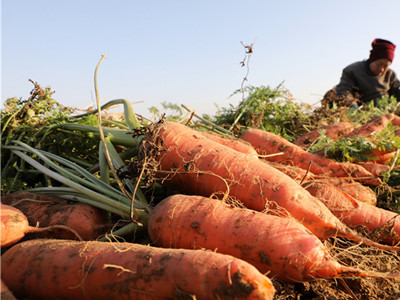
top-left (103, 138), bottom-right (147, 204)
top-left (71, 99), bottom-right (141, 130)
top-left (29, 187), bottom-right (148, 232)
top-left (28, 187), bottom-right (128, 217)
top-left (41, 123), bottom-right (143, 147)
top-left (99, 141), bottom-right (111, 185)
top-left (10, 149), bottom-right (138, 215)
top-left (93, 55), bottom-right (139, 211)
top-left (8, 142), bottom-right (132, 206)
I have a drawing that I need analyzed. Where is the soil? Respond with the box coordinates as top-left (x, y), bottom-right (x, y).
top-left (271, 238), bottom-right (400, 300)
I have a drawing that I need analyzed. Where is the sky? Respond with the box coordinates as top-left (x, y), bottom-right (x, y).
top-left (2, 0), bottom-right (400, 118)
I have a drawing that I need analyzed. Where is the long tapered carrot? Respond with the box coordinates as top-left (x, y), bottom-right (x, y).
top-left (1, 191), bottom-right (108, 241)
top-left (359, 161), bottom-right (400, 177)
top-left (343, 113), bottom-right (395, 138)
top-left (201, 131), bottom-right (259, 158)
top-left (302, 180), bottom-right (400, 245)
top-left (305, 178), bottom-right (377, 206)
top-left (0, 204), bottom-right (83, 248)
top-left (239, 128), bottom-right (382, 186)
top-left (1, 239), bottom-right (275, 300)
top-left (148, 194), bottom-right (400, 282)
top-left (343, 114), bottom-right (398, 159)
top-left (138, 121), bottom-right (398, 251)
top-left (294, 122), bottom-right (354, 148)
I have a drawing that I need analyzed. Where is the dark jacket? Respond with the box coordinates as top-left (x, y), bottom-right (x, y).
top-left (334, 60), bottom-right (400, 104)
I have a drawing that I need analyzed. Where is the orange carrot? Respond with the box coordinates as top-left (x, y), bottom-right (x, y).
top-left (294, 122), bottom-right (354, 148)
top-left (1, 239), bottom-right (275, 300)
top-left (264, 160), bottom-right (315, 182)
top-left (201, 131), bottom-right (315, 182)
top-left (308, 178), bottom-right (377, 206)
top-left (0, 204), bottom-right (82, 248)
top-left (368, 151), bottom-right (397, 164)
top-left (148, 194), bottom-right (399, 282)
top-left (1, 279), bottom-right (17, 300)
top-left (392, 115), bottom-right (400, 127)
top-left (344, 113), bottom-right (395, 138)
top-left (239, 128), bottom-right (382, 186)
top-left (201, 130), bottom-right (315, 182)
top-left (201, 131), bottom-right (258, 158)
top-left (343, 113), bottom-right (398, 159)
top-left (302, 180), bottom-right (400, 245)
top-left (359, 161), bottom-right (400, 177)
top-left (139, 121), bottom-right (397, 251)
top-left (1, 191), bottom-right (108, 241)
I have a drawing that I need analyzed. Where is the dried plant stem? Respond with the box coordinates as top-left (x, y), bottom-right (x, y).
top-left (93, 55), bottom-right (139, 219)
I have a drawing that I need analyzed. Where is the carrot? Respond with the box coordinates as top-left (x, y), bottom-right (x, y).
top-left (201, 131), bottom-right (258, 158)
top-left (1, 279), bottom-right (17, 300)
top-left (294, 122), bottom-right (354, 148)
top-left (1, 191), bottom-right (108, 241)
top-left (1, 239), bottom-right (275, 300)
top-left (270, 164), bottom-right (377, 206)
top-left (148, 194), bottom-right (400, 282)
top-left (201, 131), bottom-right (315, 182)
top-left (200, 131), bottom-right (315, 182)
top-left (239, 128), bottom-right (382, 186)
top-left (367, 151), bottom-right (398, 164)
top-left (139, 121), bottom-right (397, 252)
top-left (343, 113), bottom-right (398, 159)
top-left (302, 180), bottom-right (400, 245)
top-left (344, 113), bottom-right (395, 138)
top-left (359, 161), bottom-right (400, 177)
top-left (264, 160), bottom-right (315, 182)
top-left (392, 115), bottom-right (400, 127)
top-left (309, 178), bottom-right (377, 206)
top-left (0, 204), bottom-right (83, 248)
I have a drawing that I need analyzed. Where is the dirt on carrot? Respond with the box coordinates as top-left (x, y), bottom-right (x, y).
top-left (302, 180), bottom-right (400, 245)
top-left (1, 191), bottom-right (109, 241)
top-left (1, 239), bottom-right (275, 300)
top-left (148, 194), bottom-right (400, 283)
top-left (127, 121), bottom-right (398, 253)
top-left (306, 178), bottom-right (378, 206)
top-left (0, 203), bottom-right (83, 248)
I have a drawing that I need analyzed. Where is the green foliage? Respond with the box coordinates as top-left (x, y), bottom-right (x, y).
top-left (343, 96), bottom-right (400, 126)
top-left (377, 169), bottom-right (400, 213)
top-left (213, 84), bottom-right (312, 140)
top-left (1, 81), bottom-right (101, 194)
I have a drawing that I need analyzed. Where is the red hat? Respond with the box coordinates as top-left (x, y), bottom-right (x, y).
top-left (369, 38), bottom-right (396, 62)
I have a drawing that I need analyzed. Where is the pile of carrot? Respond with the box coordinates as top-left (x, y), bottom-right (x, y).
top-left (140, 121), bottom-right (400, 253)
top-left (2, 111), bottom-right (400, 299)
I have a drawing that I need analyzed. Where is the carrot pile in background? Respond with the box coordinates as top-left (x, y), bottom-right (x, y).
top-left (1, 78), bottom-right (400, 299)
